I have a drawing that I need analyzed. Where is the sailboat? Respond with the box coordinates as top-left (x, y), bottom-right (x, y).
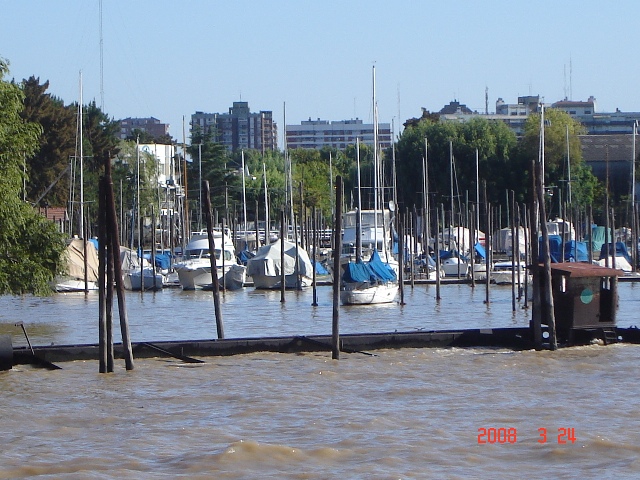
top-left (340, 67), bottom-right (398, 305)
top-left (53, 73), bottom-right (98, 292)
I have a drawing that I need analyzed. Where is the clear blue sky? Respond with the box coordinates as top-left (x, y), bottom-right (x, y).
top-left (2, 0), bottom-right (639, 144)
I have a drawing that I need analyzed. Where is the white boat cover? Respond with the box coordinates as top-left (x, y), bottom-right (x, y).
top-left (246, 239), bottom-right (313, 279)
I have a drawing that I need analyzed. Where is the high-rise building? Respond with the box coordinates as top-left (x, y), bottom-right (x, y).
top-left (191, 102), bottom-right (278, 153)
top-left (119, 117), bottom-right (170, 140)
top-left (285, 118), bottom-right (392, 150)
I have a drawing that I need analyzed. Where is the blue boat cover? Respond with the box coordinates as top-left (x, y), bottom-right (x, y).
top-left (342, 250), bottom-right (397, 283)
top-left (599, 242), bottom-right (632, 263)
top-left (539, 235), bottom-right (563, 263)
top-left (154, 253), bottom-right (171, 270)
top-left (474, 242), bottom-right (486, 259)
top-left (237, 249), bottom-right (255, 265)
top-left (315, 261), bottom-right (328, 275)
top-left (564, 241), bottom-right (589, 262)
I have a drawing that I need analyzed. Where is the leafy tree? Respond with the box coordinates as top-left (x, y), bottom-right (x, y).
top-left (519, 108), bottom-right (587, 203)
top-left (19, 76), bottom-right (76, 207)
top-left (395, 117), bottom-right (519, 214)
top-left (0, 59), bottom-right (66, 295)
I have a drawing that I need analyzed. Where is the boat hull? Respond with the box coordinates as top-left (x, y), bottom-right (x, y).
top-left (124, 270), bottom-right (165, 291)
top-left (53, 277), bottom-right (98, 292)
top-left (175, 261), bottom-right (246, 290)
top-left (340, 282), bottom-right (398, 305)
top-left (250, 274), bottom-right (312, 290)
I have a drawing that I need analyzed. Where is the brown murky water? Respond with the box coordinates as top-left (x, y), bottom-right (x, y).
top-left (1, 283), bottom-right (640, 478)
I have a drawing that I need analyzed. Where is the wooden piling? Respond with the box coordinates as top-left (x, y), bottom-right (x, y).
top-left (98, 176), bottom-right (107, 373)
top-left (398, 215), bottom-right (405, 305)
top-left (280, 209), bottom-right (286, 303)
top-left (104, 160), bottom-right (134, 370)
top-left (312, 206), bottom-right (318, 307)
top-left (203, 181), bottom-right (224, 339)
top-left (332, 176), bottom-right (343, 360)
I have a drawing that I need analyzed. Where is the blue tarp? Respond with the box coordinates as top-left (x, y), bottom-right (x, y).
top-left (599, 242), bottom-right (632, 263)
top-left (342, 250), bottom-right (397, 283)
top-left (315, 261), bottom-right (328, 275)
top-left (439, 250), bottom-right (469, 262)
top-left (237, 249), bottom-right (255, 265)
top-left (140, 250), bottom-right (172, 270)
top-left (153, 253), bottom-right (171, 270)
top-left (474, 242), bottom-right (486, 260)
top-left (564, 241), bottom-right (589, 262)
top-left (539, 235), bottom-right (563, 263)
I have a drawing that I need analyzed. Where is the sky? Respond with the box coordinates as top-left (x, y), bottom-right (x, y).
top-left (2, 0), bottom-right (640, 145)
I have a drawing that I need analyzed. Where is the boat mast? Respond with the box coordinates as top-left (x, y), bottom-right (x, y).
top-left (79, 71), bottom-right (84, 238)
top-left (372, 65), bottom-right (379, 251)
top-left (356, 139), bottom-right (363, 262)
top-left (241, 150), bottom-right (248, 248)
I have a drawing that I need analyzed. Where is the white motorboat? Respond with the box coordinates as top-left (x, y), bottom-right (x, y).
top-left (492, 260), bottom-right (531, 285)
top-left (123, 268), bottom-right (165, 291)
top-left (174, 230), bottom-right (246, 290)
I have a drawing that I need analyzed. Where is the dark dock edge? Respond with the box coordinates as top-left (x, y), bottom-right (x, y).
top-left (9, 326), bottom-right (640, 367)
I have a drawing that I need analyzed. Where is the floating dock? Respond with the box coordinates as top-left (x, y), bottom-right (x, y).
top-left (6, 326), bottom-right (640, 369)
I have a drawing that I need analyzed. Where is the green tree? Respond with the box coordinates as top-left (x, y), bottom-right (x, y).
top-left (395, 117), bottom-right (519, 212)
top-left (19, 76), bottom-right (76, 207)
top-left (519, 108), bottom-right (588, 205)
top-left (0, 59), bottom-right (66, 295)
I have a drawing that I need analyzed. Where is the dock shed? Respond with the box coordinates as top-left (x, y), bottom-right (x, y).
top-left (548, 263), bottom-right (624, 345)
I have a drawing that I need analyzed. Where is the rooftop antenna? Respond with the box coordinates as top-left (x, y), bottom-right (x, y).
top-left (485, 86), bottom-right (488, 115)
top-left (569, 55), bottom-right (573, 101)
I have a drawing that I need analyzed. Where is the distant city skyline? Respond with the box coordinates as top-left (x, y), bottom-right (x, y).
top-left (3, 0), bottom-right (640, 144)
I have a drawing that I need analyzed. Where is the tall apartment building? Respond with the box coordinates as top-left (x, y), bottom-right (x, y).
top-left (191, 102), bottom-right (278, 153)
top-left (119, 117), bottom-right (170, 140)
top-left (285, 118), bottom-right (392, 150)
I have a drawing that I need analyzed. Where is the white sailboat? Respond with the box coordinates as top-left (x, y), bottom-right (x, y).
top-left (174, 229), bottom-right (246, 290)
top-left (246, 238), bottom-right (314, 289)
top-left (53, 73), bottom-right (98, 292)
top-left (340, 66), bottom-right (398, 305)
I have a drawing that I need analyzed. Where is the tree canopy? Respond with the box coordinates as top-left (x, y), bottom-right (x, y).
top-left (0, 59), bottom-right (66, 295)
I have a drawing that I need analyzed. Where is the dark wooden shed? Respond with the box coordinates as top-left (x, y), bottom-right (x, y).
top-left (548, 263), bottom-right (624, 345)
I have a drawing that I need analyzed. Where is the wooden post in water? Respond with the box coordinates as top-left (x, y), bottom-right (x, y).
top-left (410, 208), bottom-right (416, 289)
top-left (510, 191), bottom-right (516, 312)
top-left (83, 210), bottom-right (89, 294)
top-left (104, 159), bottom-right (134, 370)
top-left (280, 209), bottom-right (286, 303)
top-left (485, 202), bottom-right (491, 304)
top-left (435, 205), bottom-right (442, 300)
top-left (332, 176), bottom-right (343, 360)
top-left (203, 181), bottom-right (224, 339)
top-left (98, 177), bottom-right (107, 373)
top-left (523, 204), bottom-right (530, 308)
top-left (470, 204), bottom-right (476, 288)
top-left (398, 215), bottom-right (405, 305)
top-left (536, 162), bottom-right (557, 350)
top-left (312, 206), bottom-right (318, 307)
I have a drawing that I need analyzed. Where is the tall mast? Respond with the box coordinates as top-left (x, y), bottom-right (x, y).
top-left (372, 65), bottom-right (378, 249)
top-left (241, 150), bottom-right (248, 247)
top-left (79, 71), bottom-right (84, 238)
top-left (356, 139), bottom-right (363, 261)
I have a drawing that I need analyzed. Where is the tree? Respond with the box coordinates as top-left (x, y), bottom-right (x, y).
top-left (0, 59), bottom-right (66, 295)
top-left (395, 117), bottom-right (519, 213)
top-left (519, 108), bottom-right (588, 204)
top-left (19, 76), bottom-right (76, 207)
